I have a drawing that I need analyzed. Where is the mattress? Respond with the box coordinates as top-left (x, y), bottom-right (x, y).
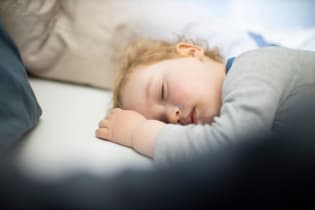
top-left (15, 78), bottom-right (153, 181)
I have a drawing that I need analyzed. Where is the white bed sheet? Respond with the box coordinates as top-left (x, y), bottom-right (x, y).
top-left (15, 78), bottom-right (153, 181)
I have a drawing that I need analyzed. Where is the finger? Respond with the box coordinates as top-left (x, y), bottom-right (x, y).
top-left (107, 109), bottom-right (113, 115)
top-left (95, 128), bottom-right (110, 139)
top-left (112, 108), bottom-right (122, 113)
top-left (104, 110), bottom-right (111, 119)
top-left (98, 119), bottom-right (109, 128)
top-left (110, 108), bottom-right (119, 114)
top-left (105, 110), bottom-right (116, 119)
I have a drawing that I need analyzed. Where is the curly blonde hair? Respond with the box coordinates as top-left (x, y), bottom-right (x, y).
top-left (112, 38), bottom-right (223, 108)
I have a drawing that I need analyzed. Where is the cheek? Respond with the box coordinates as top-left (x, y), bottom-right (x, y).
top-left (168, 80), bottom-right (194, 104)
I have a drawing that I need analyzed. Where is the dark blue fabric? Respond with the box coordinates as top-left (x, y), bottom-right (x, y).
top-left (0, 22), bottom-right (42, 154)
top-left (226, 56), bottom-right (235, 74)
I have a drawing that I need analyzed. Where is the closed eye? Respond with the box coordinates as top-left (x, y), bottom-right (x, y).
top-left (161, 80), bottom-right (167, 101)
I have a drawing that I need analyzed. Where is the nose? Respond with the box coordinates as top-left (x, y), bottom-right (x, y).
top-left (165, 105), bottom-right (180, 124)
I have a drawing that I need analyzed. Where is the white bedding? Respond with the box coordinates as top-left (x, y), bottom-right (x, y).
top-left (15, 78), bottom-right (152, 181)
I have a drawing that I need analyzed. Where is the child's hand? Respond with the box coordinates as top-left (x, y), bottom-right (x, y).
top-left (96, 108), bottom-right (146, 148)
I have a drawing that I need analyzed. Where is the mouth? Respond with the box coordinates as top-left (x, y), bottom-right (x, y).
top-left (190, 107), bottom-right (198, 124)
top-left (181, 107), bottom-right (198, 125)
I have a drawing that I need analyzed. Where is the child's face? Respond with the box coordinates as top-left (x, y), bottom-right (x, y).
top-left (120, 56), bottom-right (225, 125)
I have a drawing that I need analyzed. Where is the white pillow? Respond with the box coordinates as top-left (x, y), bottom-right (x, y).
top-left (0, 0), bottom-right (220, 90)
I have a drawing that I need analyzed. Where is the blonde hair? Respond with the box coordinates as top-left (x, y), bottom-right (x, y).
top-left (112, 38), bottom-right (223, 108)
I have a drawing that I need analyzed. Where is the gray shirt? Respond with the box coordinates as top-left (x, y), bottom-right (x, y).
top-left (154, 47), bottom-right (315, 165)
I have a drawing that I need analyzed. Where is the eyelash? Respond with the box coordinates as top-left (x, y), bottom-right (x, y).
top-left (161, 81), bottom-right (166, 101)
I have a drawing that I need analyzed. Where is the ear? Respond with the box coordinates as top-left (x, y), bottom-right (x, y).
top-left (175, 42), bottom-right (205, 61)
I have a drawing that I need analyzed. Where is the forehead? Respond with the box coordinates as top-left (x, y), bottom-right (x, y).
top-left (120, 65), bottom-right (156, 114)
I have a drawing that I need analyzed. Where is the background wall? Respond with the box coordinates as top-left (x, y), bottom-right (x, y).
top-left (190, 0), bottom-right (315, 30)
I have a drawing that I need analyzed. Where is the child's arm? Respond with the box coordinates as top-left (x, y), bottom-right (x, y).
top-left (96, 108), bottom-right (165, 158)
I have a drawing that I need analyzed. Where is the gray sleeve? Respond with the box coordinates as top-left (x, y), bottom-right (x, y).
top-left (154, 47), bottom-right (295, 166)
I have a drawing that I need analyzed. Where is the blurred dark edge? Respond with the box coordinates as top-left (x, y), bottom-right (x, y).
top-left (0, 98), bottom-right (314, 210)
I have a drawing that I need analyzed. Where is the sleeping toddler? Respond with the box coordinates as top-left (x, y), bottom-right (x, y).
top-left (95, 38), bottom-right (315, 164)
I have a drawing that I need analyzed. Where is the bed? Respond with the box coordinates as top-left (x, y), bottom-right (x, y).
top-left (1, 0), bottom-right (315, 181)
